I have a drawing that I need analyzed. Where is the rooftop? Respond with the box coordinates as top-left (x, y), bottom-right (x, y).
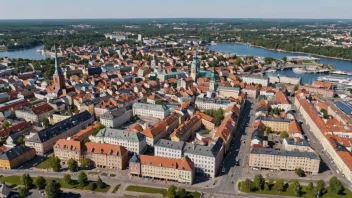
top-left (250, 147), bottom-right (319, 160)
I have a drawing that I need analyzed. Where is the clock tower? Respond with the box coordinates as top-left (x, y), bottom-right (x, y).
top-left (53, 46), bottom-right (65, 89)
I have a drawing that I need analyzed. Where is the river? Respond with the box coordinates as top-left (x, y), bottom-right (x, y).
top-left (0, 45), bottom-right (50, 60)
top-left (209, 43), bottom-right (352, 84)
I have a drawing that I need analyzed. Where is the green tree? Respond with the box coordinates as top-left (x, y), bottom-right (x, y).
top-left (87, 182), bottom-right (97, 190)
top-left (294, 182), bottom-right (302, 197)
top-left (17, 136), bottom-right (26, 145)
top-left (264, 57), bottom-right (275, 65)
top-left (307, 182), bottom-right (314, 191)
top-left (176, 187), bottom-right (187, 198)
top-left (92, 124), bottom-right (105, 136)
top-left (245, 179), bottom-right (255, 192)
top-left (45, 180), bottom-right (61, 198)
top-left (254, 174), bottom-right (265, 190)
top-left (78, 171), bottom-right (88, 187)
top-left (49, 156), bottom-right (61, 172)
top-left (329, 176), bottom-right (345, 195)
top-left (295, 168), bottom-right (305, 177)
top-left (294, 85), bottom-right (299, 91)
top-left (265, 127), bottom-right (272, 134)
top-left (39, 117), bottom-right (49, 128)
top-left (68, 158), bottom-right (79, 172)
top-left (274, 179), bottom-right (284, 192)
top-left (63, 174), bottom-right (72, 185)
top-left (97, 176), bottom-right (106, 188)
top-left (2, 120), bottom-right (10, 129)
top-left (264, 183), bottom-right (270, 191)
top-left (235, 57), bottom-right (244, 65)
top-left (33, 176), bottom-right (46, 190)
top-left (21, 174), bottom-right (33, 188)
top-left (167, 185), bottom-right (176, 198)
top-left (320, 109), bottom-right (328, 119)
top-left (280, 131), bottom-right (289, 138)
top-left (79, 157), bottom-right (93, 169)
top-left (18, 187), bottom-right (30, 198)
top-left (282, 56), bottom-right (287, 62)
top-left (316, 180), bottom-right (326, 197)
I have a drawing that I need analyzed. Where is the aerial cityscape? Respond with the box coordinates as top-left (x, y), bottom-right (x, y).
top-left (1, 1), bottom-right (352, 198)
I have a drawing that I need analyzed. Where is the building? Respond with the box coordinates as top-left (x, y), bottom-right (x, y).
top-left (132, 103), bottom-right (170, 119)
top-left (70, 122), bottom-right (101, 141)
top-left (100, 108), bottom-right (131, 128)
top-left (242, 88), bottom-right (259, 99)
top-left (84, 142), bottom-right (128, 170)
top-left (25, 111), bottom-right (93, 155)
top-left (300, 85), bottom-right (334, 98)
top-left (53, 139), bottom-right (81, 163)
top-left (213, 114), bottom-right (237, 153)
top-left (89, 128), bottom-right (147, 154)
top-left (190, 52), bottom-right (200, 80)
top-left (268, 76), bottom-right (301, 85)
top-left (283, 138), bottom-right (314, 152)
top-left (242, 75), bottom-right (269, 86)
top-left (257, 116), bottom-right (291, 132)
top-left (218, 86), bottom-right (240, 99)
top-left (195, 97), bottom-right (236, 111)
top-left (49, 114), bottom-right (71, 125)
top-left (155, 139), bottom-right (185, 159)
top-left (15, 103), bottom-right (55, 123)
top-left (0, 182), bottom-right (11, 198)
top-left (249, 147), bottom-right (320, 173)
top-left (130, 155), bottom-right (195, 185)
top-left (53, 47), bottom-right (66, 90)
top-left (141, 121), bottom-right (167, 148)
top-left (183, 138), bottom-right (224, 178)
top-left (0, 146), bottom-right (36, 169)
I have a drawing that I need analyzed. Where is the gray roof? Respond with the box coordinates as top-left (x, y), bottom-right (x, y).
top-left (218, 86), bottom-right (240, 91)
top-left (133, 102), bottom-right (169, 112)
top-left (284, 138), bottom-right (310, 147)
top-left (183, 138), bottom-right (224, 158)
top-left (27, 111), bottom-right (92, 143)
top-left (0, 146), bottom-right (33, 161)
top-left (256, 116), bottom-right (291, 123)
top-left (0, 183), bottom-right (11, 197)
top-left (96, 128), bottom-right (145, 142)
top-left (250, 147), bottom-right (320, 160)
top-left (196, 97), bottom-right (233, 105)
top-left (155, 139), bottom-right (185, 150)
top-left (101, 108), bottom-right (127, 120)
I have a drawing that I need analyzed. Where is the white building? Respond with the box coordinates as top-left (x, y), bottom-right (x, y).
top-left (15, 103), bottom-right (55, 123)
top-left (195, 97), bottom-right (236, 111)
top-left (242, 75), bottom-right (269, 86)
top-left (89, 128), bottom-right (147, 154)
top-left (100, 108), bottom-right (131, 128)
top-left (154, 139), bottom-right (184, 159)
top-left (132, 102), bottom-right (170, 119)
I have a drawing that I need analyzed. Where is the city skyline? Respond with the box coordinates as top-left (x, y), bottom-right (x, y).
top-left (1, 0), bottom-right (352, 19)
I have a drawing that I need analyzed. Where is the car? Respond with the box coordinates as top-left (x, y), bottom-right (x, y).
top-left (236, 149), bottom-right (240, 152)
top-left (222, 168), bottom-right (226, 173)
top-left (33, 163), bottom-right (38, 167)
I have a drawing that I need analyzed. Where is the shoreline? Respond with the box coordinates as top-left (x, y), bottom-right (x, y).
top-left (213, 42), bottom-right (352, 62)
top-left (0, 44), bottom-right (44, 52)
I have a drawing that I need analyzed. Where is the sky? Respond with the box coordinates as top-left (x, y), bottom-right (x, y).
top-left (1, 0), bottom-right (352, 19)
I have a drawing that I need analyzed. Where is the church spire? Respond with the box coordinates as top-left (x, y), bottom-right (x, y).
top-left (54, 45), bottom-right (62, 75)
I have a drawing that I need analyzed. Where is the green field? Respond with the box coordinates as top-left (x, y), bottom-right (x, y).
top-left (112, 185), bottom-right (120, 193)
top-left (36, 159), bottom-right (51, 169)
top-left (0, 176), bottom-right (21, 186)
top-left (125, 185), bottom-right (200, 198)
top-left (238, 181), bottom-right (352, 198)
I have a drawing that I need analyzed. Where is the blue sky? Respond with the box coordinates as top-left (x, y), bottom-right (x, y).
top-left (1, 0), bottom-right (351, 19)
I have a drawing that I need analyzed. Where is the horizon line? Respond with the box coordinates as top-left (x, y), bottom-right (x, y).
top-left (0, 17), bottom-right (352, 20)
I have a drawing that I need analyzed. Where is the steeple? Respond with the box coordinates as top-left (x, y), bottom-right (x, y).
top-left (54, 45), bottom-right (62, 75)
top-left (53, 44), bottom-right (66, 90)
top-left (209, 65), bottom-right (218, 91)
top-left (190, 49), bottom-right (200, 80)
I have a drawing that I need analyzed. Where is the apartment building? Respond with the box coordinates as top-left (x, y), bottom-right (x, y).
top-left (213, 114), bottom-right (236, 153)
top-left (53, 139), bottom-right (81, 162)
top-left (132, 102), bottom-right (170, 119)
top-left (100, 107), bottom-right (131, 128)
top-left (15, 103), bottom-right (55, 123)
top-left (283, 138), bottom-right (314, 152)
top-left (89, 128), bottom-right (147, 154)
top-left (183, 138), bottom-right (224, 178)
top-left (49, 114), bottom-right (71, 125)
top-left (249, 147), bottom-right (320, 173)
top-left (26, 111), bottom-right (93, 155)
top-left (257, 116), bottom-right (291, 132)
top-left (242, 75), bottom-right (269, 86)
top-left (129, 155), bottom-right (195, 185)
top-left (268, 75), bottom-right (301, 85)
top-left (300, 85), bottom-right (335, 98)
top-left (84, 142), bottom-right (128, 170)
top-left (154, 139), bottom-right (185, 159)
top-left (195, 97), bottom-right (236, 111)
top-left (217, 86), bottom-right (240, 99)
top-left (70, 122), bottom-right (101, 141)
top-left (0, 146), bottom-right (36, 169)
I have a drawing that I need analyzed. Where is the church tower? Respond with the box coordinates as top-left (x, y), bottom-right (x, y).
top-left (190, 51), bottom-right (200, 80)
top-left (53, 46), bottom-right (65, 89)
top-left (209, 65), bottom-right (218, 91)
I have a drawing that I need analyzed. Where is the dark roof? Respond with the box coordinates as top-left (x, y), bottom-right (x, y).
top-left (27, 111), bottom-right (92, 143)
top-left (0, 146), bottom-right (34, 161)
top-left (155, 139), bottom-right (185, 150)
top-left (250, 147), bottom-right (320, 160)
top-left (183, 138), bottom-right (224, 157)
top-left (129, 153), bottom-right (140, 163)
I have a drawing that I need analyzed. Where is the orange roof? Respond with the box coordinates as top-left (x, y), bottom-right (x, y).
top-left (85, 142), bottom-right (127, 156)
top-left (139, 155), bottom-right (194, 171)
top-left (336, 151), bottom-right (352, 170)
top-left (214, 115), bottom-right (235, 142)
top-left (196, 112), bottom-right (215, 123)
top-left (141, 120), bottom-right (167, 138)
top-left (313, 81), bottom-right (332, 90)
top-left (71, 122), bottom-right (101, 140)
top-left (164, 113), bottom-right (181, 125)
top-left (54, 139), bottom-right (81, 152)
top-left (225, 105), bottom-right (240, 116)
top-left (275, 91), bottom-right (289, 104)
top-left (289, 120), bottom-right (301, 135)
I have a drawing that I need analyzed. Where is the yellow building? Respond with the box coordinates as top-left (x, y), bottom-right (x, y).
top-left (0, 146), bottom-right (36, 169)
top-left (257, 116), bottom-right (290, 132)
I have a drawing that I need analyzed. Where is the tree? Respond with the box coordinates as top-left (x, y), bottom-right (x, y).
top-left (264, 57), bottom-right (275, 65)
top-left (49, 156), bottom-right (61, 172)
top-left (294, 183), bottom-right (302, 197)
top-left (97, 176), bottom-right (105, 188)
top-left (294, 85), bottom-right (299, 91)
top-left (92, 124), bottom-right (105, 136)
top-left (316, 180), bottom-right (326, 197)
top-left (21, 174), bottom-right (33, 188)
top-left (280, 131), bottom-right (289, 138)
top-left (329, 176), bottom-right (345, 195)
top-left (63, 174), bottom-right (72, 185)
top-left (254, 174), bottom-right (265, 190)
top-left (87, 182), bottom-right (97, 190)
top-left (17, 136), bottom-right (26, 145)
top-left (265, 127), bottom-right (272, 134)
top-left (45, 180), bottom-right (61, 198)
top-left (167, 185), bottom-right (176, 198)
top-left (307, 182), bottom-right (314, 191)
top-left (235, 57), bottom-right (244, 65)
top-left (282, 56), bottom-right (287, 62)
top-left (39, 117), bottom-right (49, 128)
top-left (78, 172), bottom-right (88, 187)
top-left (33, 176), bottom-right (46, 190)
top-left (176, 187), bottom-right (187, 198)
top-left (295, 168), bottom-right (305, 177)
top-left (264, 183), bottom-right (270, 191)
top-left (274, 179), bottom-right (284, 192)
top-left (2, 120), bottom-right (10, 129)
top-left (68, 158), bottom-right (79, 172)
top-left (79, 157), bottom-right (93, 169)
top-left (245, 179), bottom-right (255, 192)
top-left (18, 187), bottom-right (30, 198)
top-left (320, 109), bottom-right (328, 119)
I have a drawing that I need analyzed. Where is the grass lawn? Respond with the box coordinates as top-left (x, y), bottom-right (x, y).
top-left (109, 174), bottom-right (116, 177)
top-left (59, 179), bottom-right (110, 193)
top-left (112, 185), bottom-right (120, 193)
top-left (126, 185), bottom-right (167, 196)
top-left (100, 173), bottom-right (107, 176)
top-left (88, 171), bottom-right (98, 175)
top-left (36, 159), bottom-right (51, 169)
top-left (0, 175), bottom-right (21, 186)
top-left (238, 181), bottom-right (352, 198)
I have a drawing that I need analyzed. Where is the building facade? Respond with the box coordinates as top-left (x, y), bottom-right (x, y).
top-left (154, 139), bottom-right (185, 159)
top-left (0, 146), bottom-right (36, 169)
top-left (242, 75), bottom-right (269, 86)
top-left (132, 103), bottom-right (170, 119)
top-left (53, 139), bottom-right (81, 162)
top-left (195, 98), bottom-right (236, 111)
top-left (100, 108), bottom-right (132, 128)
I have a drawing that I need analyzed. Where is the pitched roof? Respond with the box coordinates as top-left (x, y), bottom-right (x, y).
top-left (32, 103), bottom-right (54, 115)
top-left (85, 142), bottom-right (127, 156)
top-left (139, 155), bottom-right (194, 171)
top-left (0, 146), bottom-right (34, 161)
top-left (289, 120), bottom-right (301, 135)
top-left (54, 139), bottom-right (81, 152)
top-left (141, 120), bottom-right (167, 138)
top-left (275, 91), bottom-right (289, 104)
